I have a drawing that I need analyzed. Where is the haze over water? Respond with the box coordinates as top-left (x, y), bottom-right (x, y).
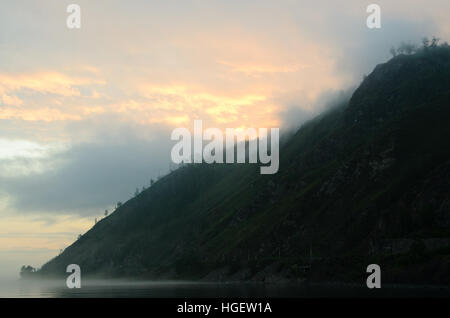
top-left (0, 279), bottom-right (448, 298)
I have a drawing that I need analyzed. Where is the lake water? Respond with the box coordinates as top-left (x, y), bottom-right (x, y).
top-left (0, 279), bottom-right (449, 298)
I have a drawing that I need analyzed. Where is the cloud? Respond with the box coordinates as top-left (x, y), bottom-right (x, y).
top-left (0, 107), bottom-right (83, 121)
top-left (0, 121), bottom-right (174, 216)
top-left (0, 70), bottom-right (106, 122)
top-left (0, 72), bottom-right (104, 97)
top-left (278, 88), bottom-right (355, 132)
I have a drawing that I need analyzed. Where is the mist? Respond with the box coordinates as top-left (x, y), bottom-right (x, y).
top-left (0, 0), bottom-right (449, 282)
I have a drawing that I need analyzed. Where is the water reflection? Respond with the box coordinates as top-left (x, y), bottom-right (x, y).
top-left (0, 279), bottom-right (449, 298)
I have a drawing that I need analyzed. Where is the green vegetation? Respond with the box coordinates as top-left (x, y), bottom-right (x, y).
top-left (20, 265), bottom-right (37, 279)
top-left (37, 43), bottom-right (450, 284)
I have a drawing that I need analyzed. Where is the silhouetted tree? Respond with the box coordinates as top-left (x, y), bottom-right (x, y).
top-left (430, 36), bottom-right (440, 48)
top-left (104, 209), bottom-right (109, 217)
top-left (20, 265), bottom-right (36, 278)
top-left (134, 188), bottom-right (140, 197)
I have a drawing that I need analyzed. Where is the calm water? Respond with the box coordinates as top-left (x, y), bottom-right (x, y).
top-left (0, 279), bottom-right (449, 298)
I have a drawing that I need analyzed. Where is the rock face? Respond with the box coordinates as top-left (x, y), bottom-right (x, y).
top-left (39, 46), bottom-right (450, 284)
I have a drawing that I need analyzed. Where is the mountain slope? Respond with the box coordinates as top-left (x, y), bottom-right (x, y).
top-left (39, 46), bottom-right (450, 284)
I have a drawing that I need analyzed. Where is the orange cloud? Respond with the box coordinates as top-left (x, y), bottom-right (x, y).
top-left (0, 71), bottom-right (107, 121)
top-left (0, 107), bottom-right (81, 121)
top-left (0, 72), bottom-right (104, 97)
top-left (136, 83), bottom-right (274, 127)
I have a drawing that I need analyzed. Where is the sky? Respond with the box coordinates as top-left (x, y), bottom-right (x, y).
top-left (0, 0), bottom-right (449, 278)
